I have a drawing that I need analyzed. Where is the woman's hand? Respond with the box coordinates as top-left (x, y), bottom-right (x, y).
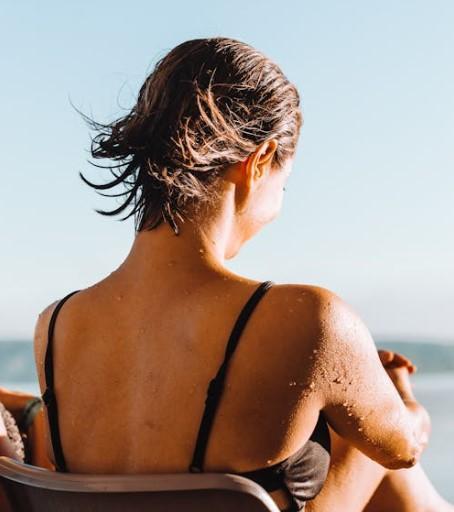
top-left (377, 349), bottom-right (417, 373)
top-left (377, 349), bottom-right (416, 401)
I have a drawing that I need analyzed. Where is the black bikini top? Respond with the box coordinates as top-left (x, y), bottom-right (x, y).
top-left (42, 281), bottom-right (331, 512)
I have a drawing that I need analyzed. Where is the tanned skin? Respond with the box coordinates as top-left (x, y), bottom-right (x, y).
top-left (2, 140), bottom-right (451, 510)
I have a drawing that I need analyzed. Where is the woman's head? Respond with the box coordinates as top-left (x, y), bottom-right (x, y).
top-left (79, 36), bottom-right (302, 236)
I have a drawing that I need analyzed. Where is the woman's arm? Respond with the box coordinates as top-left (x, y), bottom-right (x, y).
top-left (303, 287), bottom-right (431, 470)
top-left (27, 408), bottom-right (55, 469)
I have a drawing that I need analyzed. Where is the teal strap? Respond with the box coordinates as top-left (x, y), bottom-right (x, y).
top-left (18, 397), bottom-right (43, 432)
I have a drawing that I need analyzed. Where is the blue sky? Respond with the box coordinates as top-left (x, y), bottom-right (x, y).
top-left (1, 1), bottom-right (453, 341)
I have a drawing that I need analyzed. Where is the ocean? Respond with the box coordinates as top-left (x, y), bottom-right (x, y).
top-left (412, 373), bottom-right (454, 501)
top-left (1, 373), bottom-right (453, 501)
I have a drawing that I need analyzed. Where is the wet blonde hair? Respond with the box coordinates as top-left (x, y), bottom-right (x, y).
top-left (79, 37), bottom-right (302, 234)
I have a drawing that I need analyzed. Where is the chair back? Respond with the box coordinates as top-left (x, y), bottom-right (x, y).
top-left (0, 456), bottom-right (280, 512)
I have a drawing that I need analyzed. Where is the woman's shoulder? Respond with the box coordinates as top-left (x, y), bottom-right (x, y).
top-left (33, 285), bottom-right (99, 338)
top-left (33, 289), bottom-right (86, 340)
top-left (270, 281), bottom-right (340, 306)
top-left (33, 288), bottom-right (90, 390)
top-left (267, 282), bottom-right (370, 359)
top-left (268, 282), bottom-right (350, 330)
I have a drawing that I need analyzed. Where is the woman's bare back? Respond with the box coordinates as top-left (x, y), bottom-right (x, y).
top-left (33, 271), bottom-right (324, 476)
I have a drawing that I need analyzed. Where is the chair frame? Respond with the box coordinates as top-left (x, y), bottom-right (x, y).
top-left (0, 456), bottom-right (281, 512)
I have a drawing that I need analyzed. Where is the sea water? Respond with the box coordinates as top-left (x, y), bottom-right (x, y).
top-left (2, 373), bottom-right (453, 501)
top-left (412, 372), bottom-right (454, 500)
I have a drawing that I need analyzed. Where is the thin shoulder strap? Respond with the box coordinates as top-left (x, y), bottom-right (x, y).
top-left (41, 290), bottom-right (81, 472)
top-left (189, 280), bottom-right (274, 473)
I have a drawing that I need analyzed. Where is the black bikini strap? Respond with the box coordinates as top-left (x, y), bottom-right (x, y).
top-left (42, 290), bottom-right (81, 473)
top-left (189, 280), bottom-right (274, 473)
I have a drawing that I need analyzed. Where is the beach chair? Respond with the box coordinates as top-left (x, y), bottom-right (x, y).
top-left (0, 455), bottom-right (280, 512)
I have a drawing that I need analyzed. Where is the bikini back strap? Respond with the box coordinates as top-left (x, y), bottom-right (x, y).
top-left (41, 290), bottom-right (81, 472)
top-left (189, 280), bottom-right (274, 472)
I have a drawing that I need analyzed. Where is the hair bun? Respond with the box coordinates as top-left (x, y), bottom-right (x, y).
top-left (78, 37), bottom-right (302, 234)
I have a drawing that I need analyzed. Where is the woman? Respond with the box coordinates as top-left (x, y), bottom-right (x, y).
top-left (2, 37), bottom-right (453, 511)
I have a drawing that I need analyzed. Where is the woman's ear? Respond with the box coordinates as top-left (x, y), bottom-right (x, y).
top-left (234, 139), bottom-right (279, 213)
top-left (254, 139), bottom-right (279, 174)
top-left (245, 139), bottom-right (279, 185)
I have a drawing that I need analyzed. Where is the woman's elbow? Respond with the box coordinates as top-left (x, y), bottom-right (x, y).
top-left (380, 437), bottom-right (424, 470)
top-left (382, 403), bottom-right (431, 470)
top-left (382, 452), bottom-right (419, 470)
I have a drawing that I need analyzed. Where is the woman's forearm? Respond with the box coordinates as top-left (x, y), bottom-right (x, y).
top-left (28, 409), bottom-right (55, 469)
top-left (391, 376), bottom-right (432, 459)
top-left (402, 399), bottom-right (431, 458)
